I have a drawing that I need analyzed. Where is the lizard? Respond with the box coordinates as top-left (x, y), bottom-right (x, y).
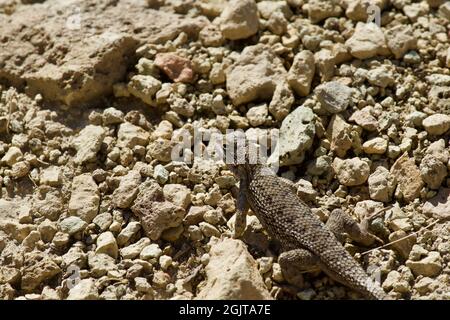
top-left (225, 135), bottom-right (388, 300)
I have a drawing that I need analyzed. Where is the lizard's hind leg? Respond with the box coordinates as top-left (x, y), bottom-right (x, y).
top-left (278, 249), bottom-right (319, 288)
top-left (326, 209), bottom-right (383, 246)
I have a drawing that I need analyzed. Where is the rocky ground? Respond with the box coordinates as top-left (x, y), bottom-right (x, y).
top-left (0, 0), bottom-right (449, 300)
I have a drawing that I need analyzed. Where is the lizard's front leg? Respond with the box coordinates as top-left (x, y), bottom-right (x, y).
top-left (278, 249), bottom-right (319, 288)
top-left (233, 178), bottom-right (249, 239)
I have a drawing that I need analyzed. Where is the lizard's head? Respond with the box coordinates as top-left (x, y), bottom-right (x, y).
top-left (223, 131), bottom-right (266, 177)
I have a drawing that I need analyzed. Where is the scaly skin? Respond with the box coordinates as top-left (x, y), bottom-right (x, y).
top-left (231, 163), bottom-right (387, 300)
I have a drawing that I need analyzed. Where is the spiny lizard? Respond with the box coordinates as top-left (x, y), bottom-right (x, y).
top-left (226, 137), bottom-right (388, 300)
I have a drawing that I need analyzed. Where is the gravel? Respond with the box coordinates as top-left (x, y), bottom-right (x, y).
top-left (0, 0), bottom-right (449, 301)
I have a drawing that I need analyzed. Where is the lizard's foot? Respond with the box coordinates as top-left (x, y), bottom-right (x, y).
top-left (232, 211), bottom-right (247, 239)
top-left (278, 249), bottom-right (319, 288)
top-left (326, 208), bottom-right (384, 247)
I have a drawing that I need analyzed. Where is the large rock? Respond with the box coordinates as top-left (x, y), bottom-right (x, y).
top-left (131, 184), bottom-right (185, 241)
top-left (268, 82), bottom-right (294, 121)
top-left (315, 81), bottom-right (353, 114)
top-left (127, 75), bottom-right (161, 107)
top-left (226, 44), bottom-right (286, 106)
top-left (95, 231), bottom-right (119, 259)
top-left (304, 0), bottom-right (342, 23)
top-left (368, 166), bottom-right (396, 202)
top-left (333, 157), bottom-right (370, 186)
top-left (72, 125), bottom-right (105, 165)
top-left (422, 188), bottom-right (450, 220)
top-left (327, 114), bottom-right (353, 158)
top-left (390, 153), bottom-right (424, 202)
top-left (219, 0), bottom-right (259, 40)
top-left (117, 122), bottom-right (150, 149)
top-left (0, 198), bottom-right (30, 221)
top-left (0, 0), bottom-right (207, 106)
top-left (268, 106), bottom-right (315, 167)
top-left (21, 253), bottom-right (61, 292)
top-left (68, 174), bottom-right (100, 223)
top-left (422, 114), bottom-right (450, 136)
top-left (345, 22), bottom-right (390, 59)
top-left (406, 252), bottom-right (443, 277)
top-left (287, 50), bottom-right (315, 97)
top-left (385, 25), bottom-right (417, 59)
top-left (112, 170), bottom-right (141, 209)
top-left (67, 278), bottom-right (99, 300)
top-left (196, 238), bottom-right (272, 300)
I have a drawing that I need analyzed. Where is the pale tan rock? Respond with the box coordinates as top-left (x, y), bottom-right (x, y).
top-left (257, 0), bottom-right (293, 20)
top-left (406, 252), bottom-right (442, 277)
top-left (132, 199), bottom-right (185, 241)
top-left (226, 44), bottom-right (286, 106)
top-left (88, 253), bottom-right (117, 278)
top-left (40, 166), bottom-right (62, 187)
top-left (389, 230), bottom-right (416, 259)
top-left (367, 66), bottom-right (395, 88)
top-left (349, 106), bottom-right (378, 132)
top-left (327, 114), bottom-right (353, 158)
top-left (267, 11), bottom-right (288, 35)
top-left (439, 1), bottom-right (450, 20)
top-left (72, 125), bottom-right (106, 165)
top-left (246, 104), bottom-right (268, 127)
top-left (368, 166), bottom-right (396, 202)
top-left (68, 174), bottom-right (100, 223)
top-left (345, 0), bottom-right (387, 21)
top-left (422, 114), bottom-right (450, 136)
top-left (196, 0), bottom-right (227, 17)
top-left (422, 188), bottom-right (450, 220)
top-left (21, 253), bottom-right (61, 292)
top-left (10, 161), bottom-right (30, 179)
top-left (1, 146), bottom-right (22, 166)
top-left (314, 44), bottom-right (351, 81)
top-left (345, 22), bottom-right (390, 59)
top-left (112, 170), bottom-right (141, 209)
top-left (390, 153), bottom-right (424, 202)
top-left (287, 50), bottom-right (315, 97)
top-left (385, 25), bottom-right (417, 59)
top-left (163, 184), bottom-right (192, 209)
top-left (304, 0), bottom-right (342, 23)
top-left (196, 238), bottom-right (272, 299)
top-left (269, 82), bottom-right (294, 121)
top-left (363, 137), bottom-right (388, 154)
top-left (120, 238), bottom-right (151, 259)
top-left (117, 122), bottom-right (150, 149)
top-left (0, 0), bottom-right (206, 106)
top-left (199, 24), bottom-right (225, 47)
top-left (67, 279), bottom-right (99, 300)
top-left (117, 222), bottom-right (141, 247)
top-left (0, 267), bottom-right (20, 286)
top-left (96, 231), bottom-right (119, 259)
top-left (127, 75), bottom-right (161, 107)
top-left (333, 157), bottom-right (370, 186)
top-left (219, 0), bottom-right (259, 40)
